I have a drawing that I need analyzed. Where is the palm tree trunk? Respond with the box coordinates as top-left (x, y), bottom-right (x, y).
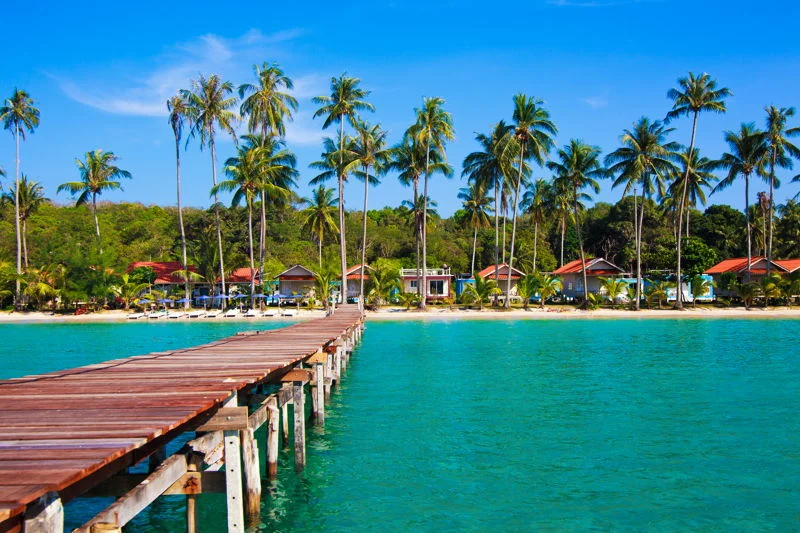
top-left (359, 167), bottom-right (370, 301)
top-left (210, 137), bottom-right (226, 296)
top-left (560, 216), bottom-right (565, 267)
top-left (574, 193), bottom-right (589, 304)
top-left (247, 199), bottom-right (256, 309)
top-left (22, 219), bottom-right (28, 269)
top-left (13, 126), bottom-right (22, 311)
top-left (471, 226), bottom-right (477, 278)
top-left (501, 204), bottom-right (507, 265)
top-left (768, 153), bottom-right (776, 275)
top-left (745, 172), bottom-right (751, 282)
top-left (92, 193), bottom-right (102, 255)
top-left (421, 141), bottom-right (430, 309)
top-left (318, 237), bottom-right (323, 269)
top-left (634, 188), bottom-right (641, 311)
top-left (338, 118), bottom-right (347, 304)
top-left (533, 220), bottom-right (538, 272)
top-left (493, 179), bottom-right (499, 307)
top-left (413, 178), bottom-right (421, 297)
top-left (506, 147), bottom-right (525, 309)
top-left (686, 207), bottom-right (690, 237)
top-left (675, 112), bottom-right (698, 309)
top-left (259, 190), bottom-right (267, 293)
top-left (175, 136), bottom-right (190, 309)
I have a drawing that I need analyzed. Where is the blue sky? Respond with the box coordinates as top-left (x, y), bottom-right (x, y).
top-left (3, 0), bottom-right (800, 217)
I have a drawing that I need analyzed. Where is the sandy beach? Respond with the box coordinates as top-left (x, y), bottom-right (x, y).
top-left (2, 306), bottom-right (798, 323)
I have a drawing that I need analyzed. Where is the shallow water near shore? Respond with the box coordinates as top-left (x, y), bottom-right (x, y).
top-left (2, 318), bottom-right (799, 531)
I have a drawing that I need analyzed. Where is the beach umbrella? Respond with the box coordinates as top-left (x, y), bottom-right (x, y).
top-left (233, 294), bottom-right (248, 299)
top-left (175, 298), bottom-right (191, 303)
top-left (138, 299), bottom-right (151, 304)
top-left (157, 299), bottom-right (172, 304)
top-left (196, 295), bottom-right (211, 300)
top-left (253, 294), bottom-right (267, 298)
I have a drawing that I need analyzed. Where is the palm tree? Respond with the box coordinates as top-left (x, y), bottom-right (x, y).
top-left (57, 149), bottom-right (131, 254)
top-left (167, 94), bottom-right (191, 307)
top-left (300, 186), bottom-right (338, 268)
top-left (666, 73), bottom-right (730, 309)
top-left (668, 148), bottom-right (719, 236)
top-left (343, 121), bottom-right (391, 300)
top-left (458, 182), bottom-right (493, 277)
top-left (397, 292), bottom-right (420, 310)
top-left (365, 264), bottom-right (402, 307)
top-left (462, 275), bottom-right (501, 310)
top-left (313, 270), bottom-right (336, 310)
top-left (505, 94), bottom-right (557, 308)
top-left (758, 273), bottom-right (782, 307)
top-left (645, 279), bottom-right (674, 309)
top-left (737, 281), bottom-right (760, 310)
top-left (238, 62), bottom-right (297, 138)
top-left (521, 178), bottom-right (551, 272)
top-left (109, 273), bottom-right (151, 311)
top-left (1, 175), bottom-right (46, 268)
top-left (1, 89), bottom-right (40, 310)
top-left (516, 274), bottom-right (536, 310)
top-left (548, 176), bottom-right (575, 267)
top-left (688, 274), bottom-right (714, 309)
top-left (764, 106), bottom-right (800, 272)
top-left (530, 272), bottom-right (562, 309)
top-left (181, 74), bottom-right (238, 296)
top-left (713, 123), bottom-right (769, 281)
top-left (391, 135), bottom-right (452, 294)
top-left (462, 122), bottom-right (516, 285)
top-left (606, 118), bottom-right (679, 310)
top-left (408, 97), bottom-right (455, 308)
top-left (313, 74), bottom-right (374, 303)
top-left (549, 140), bottom-right (604, 305)
top-left (213, 144), bottom-right (262, 304)
top-left (599, 276), bottom-right (627, 309)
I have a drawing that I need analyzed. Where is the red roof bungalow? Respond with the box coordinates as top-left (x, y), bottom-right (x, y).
top-left (128, 261), bottom-right (198, 286)
top-left (345, 264), bottom-right (372, 299)
top-left (477, 263), bottom-right (526, 300)
top-left (552, 258), bottom-right (627, 299)
top-left (228, 267), bottom-right (260, 284)
top-left (705, 257), bottom-right (800, 295)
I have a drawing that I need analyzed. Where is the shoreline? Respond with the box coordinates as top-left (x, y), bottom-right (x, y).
top-left (1, 306), bottom-right (798, 323)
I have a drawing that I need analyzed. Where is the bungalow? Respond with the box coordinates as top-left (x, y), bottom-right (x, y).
top-left (705, 257), bottom-right (800, 296)
top-left (553, 257), bottom-right (628, 299)
top-left (228, 267), bottom-right (260, 287)
top-left (277, 264), bottom-right (317, 297)
top-left (399, 266), bottom-right (452, 301)
top-left (128, 261), bottom-right (198, 287)
top-left (477, 263), bottom-right (526, 301)
top-left (345, 264), bottom-right (372, 300)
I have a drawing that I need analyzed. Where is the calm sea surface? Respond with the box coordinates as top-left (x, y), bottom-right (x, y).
top-left (1, 318), bottom-right (799, 531)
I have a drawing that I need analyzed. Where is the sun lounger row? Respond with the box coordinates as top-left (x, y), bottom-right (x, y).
top-left (127, 308), bottom-right (300, 319)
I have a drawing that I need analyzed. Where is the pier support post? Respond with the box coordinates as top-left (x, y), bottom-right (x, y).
top-left (266, 396), bottom-right (279, 479)
top-left (281, 370), bottom-right (310, 472)
top-left (307, 350), bottom-right (327, 426)
top-left (241, 425), bottom-right (261, 525)
top-left (222, 394), bottom-right (245, 533)
top-left (280, 383), bottom-right (290, 449)
top-left (186, 454), bottom-right (201, 533)
top-left (23, 491), bottom-right (63, 533)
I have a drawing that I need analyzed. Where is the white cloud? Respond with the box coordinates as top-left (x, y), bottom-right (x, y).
top-left (581, 96), bottom-right (608, 109)
top-left (285, 111), bottom-right (325, 146)
top-left (57, 28), bottom-right (309, 118)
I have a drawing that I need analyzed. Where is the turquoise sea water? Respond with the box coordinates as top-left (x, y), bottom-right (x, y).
top-left (2, 318), bottom-right (799, 531)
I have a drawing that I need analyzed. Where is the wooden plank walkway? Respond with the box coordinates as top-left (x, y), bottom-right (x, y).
top-left (0, 305), bottom-right (364, 531)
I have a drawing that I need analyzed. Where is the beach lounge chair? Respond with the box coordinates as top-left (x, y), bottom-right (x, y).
top-left (205, 309), bottom-right (221, 318)
top-left (167, 311), bottom-right (186, 319)
top-left (243, 308), bottom-right (257, 317)
top-left (224, 308), bottom-right (240, 318)
top-left (281, 309), bottom-right (297, 317)
top-left (262, 309), bottom-right (276, 317)
top-left (127, 312), bottom-right (145, 320)
top-left (148, 310), bottom-right (167, 319)
top-left (187, 309), bottom-right (206, 318)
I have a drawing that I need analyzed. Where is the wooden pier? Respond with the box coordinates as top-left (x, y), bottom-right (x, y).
top-left (0, 305), bottom-right (365, 533)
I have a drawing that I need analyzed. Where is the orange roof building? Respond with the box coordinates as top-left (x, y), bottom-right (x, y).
top-left (128, 261), bottom-right (198, 285)
top-left (477, 263), bottom-right (525, 280)
top-left (704, 257), bottom-right (799, 276)
top-left (552, 258), bottom-right (628, 300)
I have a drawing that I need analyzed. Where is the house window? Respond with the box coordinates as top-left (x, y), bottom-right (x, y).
top-left (429, 280), bottom-right (444, 295)
top-left (576, 279), bottom-right (583, 292)
top-left (568, 282), bottom-right (573, 291)
top-left (410, 280), bottom-right (418, 289)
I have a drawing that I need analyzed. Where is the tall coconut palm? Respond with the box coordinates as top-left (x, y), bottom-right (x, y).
top-left (181, 74), bottom-right (238, 296)
top-left (606, 118), bottom-right (679, 310)
top-left (57, 149), bottom-right (131, 254)
top-left (167, 94), bottom-right (191, 307)
top-left (764, 106), bottom-right (800, 272)
top-left (547, 176), bottom-right (574, 267)
top-left (300, 186), bottom-right (338, 268)
top-left (342, 121), bottom-right (391, 300)
top-left (313, 74), bottom-right (374, 303)
top-left (1, 176), bottom-right (45, 267)
top-left (408, 97), bottom-right (455, 308)
top-left (212, 144), bottom-right (262, 304)
top-left (458, 182), bottom-right (493, 276)
top-left (668, 148), bottom-right (719, 236)
top-left (238, 62), bottom-right (297, 138)
top-left (506, 94), bottom-right (557, 308)
top-left (462, 122), bottom-right (516, 285)
top-left (1, 89), bottom-right (40, 310)
top-left (549, 140), bottom-right (604, 305)
top-left (392, 135), bottom-right (451, 294)
top-left (714, 123), bottom-right (769, 281)
top-left (666, 73), bottom-right (730, 308)
top-left (521, 178), bottom-right (552, 272)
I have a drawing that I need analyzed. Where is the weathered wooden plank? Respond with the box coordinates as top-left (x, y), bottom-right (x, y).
top-left (194, 407), bottom-right (249, 432)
